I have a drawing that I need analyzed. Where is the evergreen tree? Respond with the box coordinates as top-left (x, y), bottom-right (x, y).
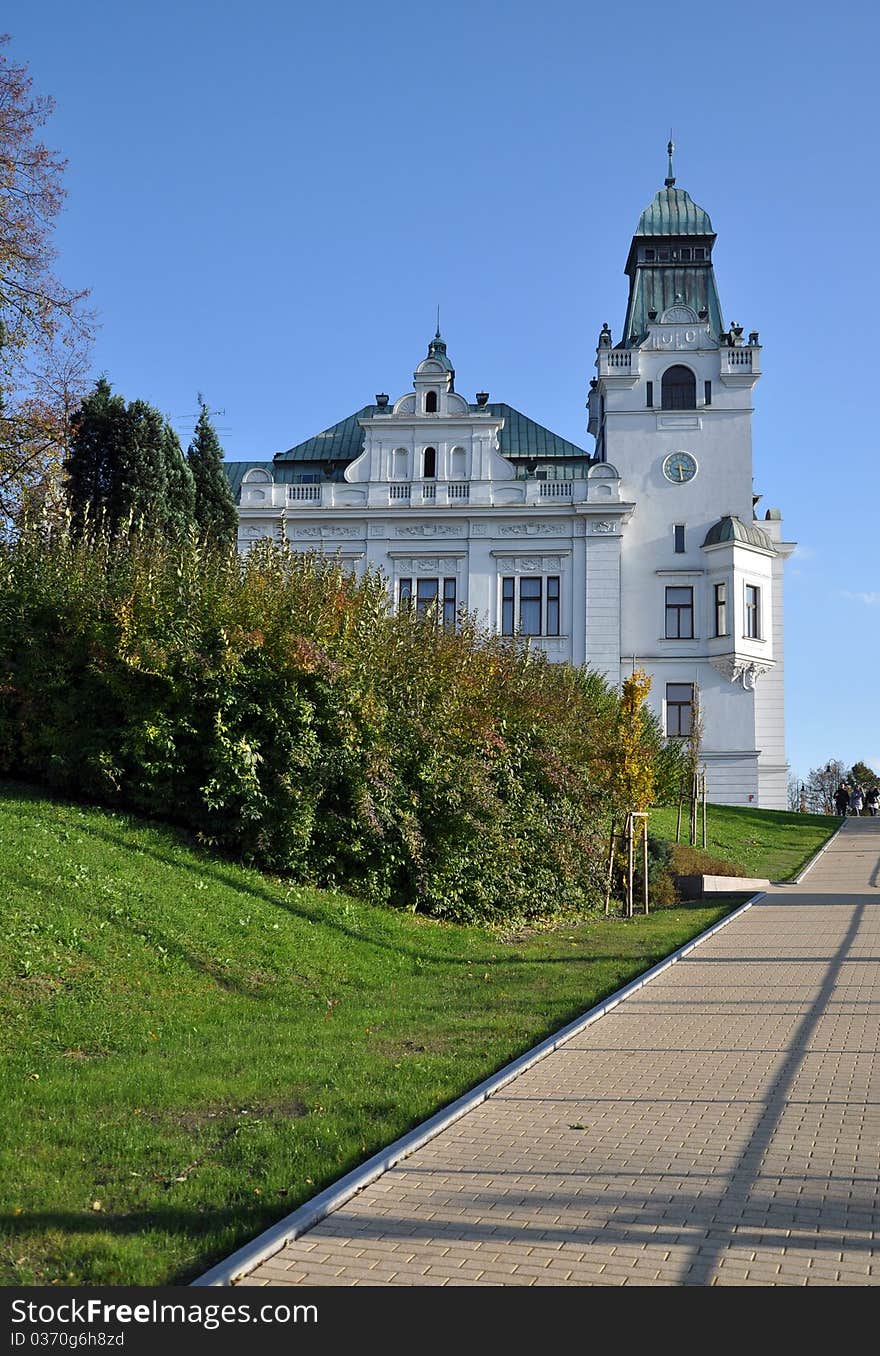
top-left (159, 421), bottom-right (196, 536)
top-left (65, 381), bottom-right (196, 537)
top-left (186, 398), bottom-right (238, 547)
top-left (64, 377), bottom-right (127, 533)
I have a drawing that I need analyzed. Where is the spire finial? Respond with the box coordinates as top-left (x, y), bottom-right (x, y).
top-left (435, 303), bottom-right (441, 340)
top-left (665, 133), bottom-right (675, 188)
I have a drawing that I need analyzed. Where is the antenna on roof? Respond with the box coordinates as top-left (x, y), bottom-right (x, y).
top-left (665, 133), bottom-right (676, 188)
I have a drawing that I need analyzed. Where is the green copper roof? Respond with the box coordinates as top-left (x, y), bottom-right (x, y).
top-left (621, 174), bottom-right (724, 345)
top-left (223, 403), bottom-right (591, 501)
top-left (273, 405), bottom-right (379, 463)
top-left (636, 186), bottom-right (714, 236)
top-left (702, 515), bottom-right (776, 552)
top-left (485, 404), bottom-right (589, 459)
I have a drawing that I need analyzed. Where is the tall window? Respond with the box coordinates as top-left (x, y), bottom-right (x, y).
top-left (423, 446), bottom-right (436, 478)
top-left (425, 390), bottom-right (438, 412)
top-left (661, 365), bottom-right (696, 410)
top-left (666, 683), bottom-right (694, 737)
top-left (704, 380), bottom-right (712, 406)
top-left (714, 582), bottom-right (728, 636)
top-left (745, 584), bottom-right (761, 639)
top-left (646, 380), bottom-right (654, 408)
top-left (673, 524), bottom-right (686, 554)
top-left (399, 577), bottom-right (456, 624)
top-left (665, 585), bottom-right (694, 639)
top-left (501, 576), bottom-right (560, 637)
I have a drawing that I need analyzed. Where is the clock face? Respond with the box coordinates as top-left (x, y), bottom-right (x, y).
top-left (663, 451), bottom-right (698, 484)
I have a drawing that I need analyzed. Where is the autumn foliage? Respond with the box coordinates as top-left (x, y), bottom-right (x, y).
top-left (0, 35), bottom-right (92, 527)
top-left (0, 526), bottom-right (683, 923)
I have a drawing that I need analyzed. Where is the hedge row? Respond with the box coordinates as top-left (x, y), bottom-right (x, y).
top-left (0, 528), bottom-right (681, 923)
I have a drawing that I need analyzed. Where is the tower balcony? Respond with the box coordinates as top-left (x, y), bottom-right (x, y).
top-left (718, 344), bottom-right (761, 386)
top-left (596, 347), bottom-right (640, 386)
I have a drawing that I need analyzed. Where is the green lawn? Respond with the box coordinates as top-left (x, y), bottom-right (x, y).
top-left (649, 801), bottom-right (836, 881)
top-left (0, 784), bottom-right (836, 1285)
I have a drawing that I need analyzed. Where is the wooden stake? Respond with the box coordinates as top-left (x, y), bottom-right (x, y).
top-left (626, 813), bottom-right (634, 918)
top-left (702, 771), bottom-right (707, 849)
top-left (605, 820), bottom-right (615, 916)
top-left (642, 817), bottom-right (649, 915)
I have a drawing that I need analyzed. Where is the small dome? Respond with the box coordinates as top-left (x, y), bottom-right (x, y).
top-left (702, 515), bottom-right (775, 551)
top-left (636, 186), bottom-right (713, 237)
top-left (421, 333), bottom-right (454, 372)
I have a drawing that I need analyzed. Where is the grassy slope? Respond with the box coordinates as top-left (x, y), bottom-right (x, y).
top-left (0, 785), bottom-right (835, 1285)
top-left (649, 802), bottom-right (836, 881)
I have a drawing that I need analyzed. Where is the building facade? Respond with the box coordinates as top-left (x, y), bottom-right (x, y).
top-left (226, 152), bottom-right (794, 808)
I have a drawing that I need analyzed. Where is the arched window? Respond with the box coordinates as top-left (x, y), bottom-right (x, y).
top-left (661, 365), bottom-right (697, 410)
top-left (423, 447), bottom-right (436, 479)
top-left (392, 448), bottom-right (409, 480)
top-left (450, 446), bottom-right (467, 479)
top-left (425, 390), bottom-right (438, 413)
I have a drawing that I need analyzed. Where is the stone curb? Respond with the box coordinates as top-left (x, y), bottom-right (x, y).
top-left (769, 818), bottom-right (844, 888)
top-left (192, 887), bottom-right (769, 1287)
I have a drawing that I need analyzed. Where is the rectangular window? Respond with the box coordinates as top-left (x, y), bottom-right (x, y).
top-left (673, 524), bottom-right (686, 554)
top-left (443, 577), bottom-right (456, 627)
top-left (693, 247), bottom-right (706, 261)
top-left (416, 578), bottom-right (438, 617)
top-left (519, 577), bottom-right (542, 636)
top-left (704, 380), bottom-right (712, 406)
top-left (501, 577), bottom-right (516, 635)
top-left (546, 576), bottom-right (560, 636)
top-left (293, 472), bottom-right (322, 484)
top-left (646, 380), bottom-right (653, 408)
top-left (714, 582), bottom-right (728, 636)
top-left (665, 585), bottom-right (694, 639)
top-left (501, 575), bottom-right (559, 636)
top-left (644, 248), bottom-right (655, 262)
top-left (398, 577), bottom-right (412, 610)
top-left (666, 683), bottom-right (694, 737)
top-left (658, 249), bottom-right (670, 262)
top-left (745, 584), bottom-right (761, 639)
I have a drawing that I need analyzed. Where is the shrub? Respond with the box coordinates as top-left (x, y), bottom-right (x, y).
top-left (0, 525), bottom-right (683, 924)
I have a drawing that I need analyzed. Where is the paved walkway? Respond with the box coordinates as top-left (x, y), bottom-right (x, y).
top-left (241, 819), bottom-right (880, 1286)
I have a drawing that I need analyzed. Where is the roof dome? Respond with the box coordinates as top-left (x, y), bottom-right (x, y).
top-left (702, 515), bottom-right (775, 552)
top-left (636, 186), bottom-right (713, 237)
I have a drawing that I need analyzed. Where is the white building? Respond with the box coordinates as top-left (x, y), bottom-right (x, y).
top-left (227, 150), bottom-right (794, 808)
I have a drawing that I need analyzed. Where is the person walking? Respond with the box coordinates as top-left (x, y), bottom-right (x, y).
top-left (850, 784), bottom-right (864, 817)
top-left (834, 783), bottom-right (850, 817)
top-left (865, 785), bottom-right (879, 817)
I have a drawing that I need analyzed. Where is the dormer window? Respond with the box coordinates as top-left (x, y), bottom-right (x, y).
top-left (423, 447), bottom-right (436, 479)
top-left (661, 365), bottom-right (696, 410)
top-left (425, 390), bottom-right (438, 413)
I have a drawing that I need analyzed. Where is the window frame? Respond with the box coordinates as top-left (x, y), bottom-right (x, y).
top-left (661, 364), bottom-right (697, 411)
top-left (665, 584), bottom-right (694, 639)
top-left (714, 581), bottom-right (728, 637)
top-left (500, 574), bottom-right (562, 638)
top-left (666, 683), bottom-right (694, 738)
top-left (745, 583), bottom-right (761, 640)
top-left (673, 524), bottom-right (686, 555)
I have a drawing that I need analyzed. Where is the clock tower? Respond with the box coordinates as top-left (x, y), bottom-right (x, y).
top-left (587, 145), bottom-right (794, 808)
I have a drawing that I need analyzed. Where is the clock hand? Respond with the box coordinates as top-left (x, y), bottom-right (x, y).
top-left (677, 465), bottom-right (684, 481)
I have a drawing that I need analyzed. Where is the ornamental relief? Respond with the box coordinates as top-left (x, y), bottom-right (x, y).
top-left (394, 523), bottom-right (463, 538)
top-left (710, 657), bottom-right (773, 689)
top-left (293, 524), bottom-right (364, 539)
top-left (393, 556), bottom-right (463, 573)
top-left (498, 521), bottom-right (569, 537)
top-left (590, 521), bottom-right (616, 534)
top-left (647, 324), bottom-right (711, 351)
top-left (494, 555), bottom-right (569, 573)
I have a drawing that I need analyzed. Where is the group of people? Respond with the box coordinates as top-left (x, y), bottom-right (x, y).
top-left (834, 782), bottom-right (880, 817)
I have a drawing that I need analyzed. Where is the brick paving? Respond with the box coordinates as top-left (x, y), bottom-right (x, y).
top-left (241, 819), bottom-right (880, 1286)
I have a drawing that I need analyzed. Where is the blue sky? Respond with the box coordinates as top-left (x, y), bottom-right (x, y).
top-left (5, 0), bottom-right (878, 785)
